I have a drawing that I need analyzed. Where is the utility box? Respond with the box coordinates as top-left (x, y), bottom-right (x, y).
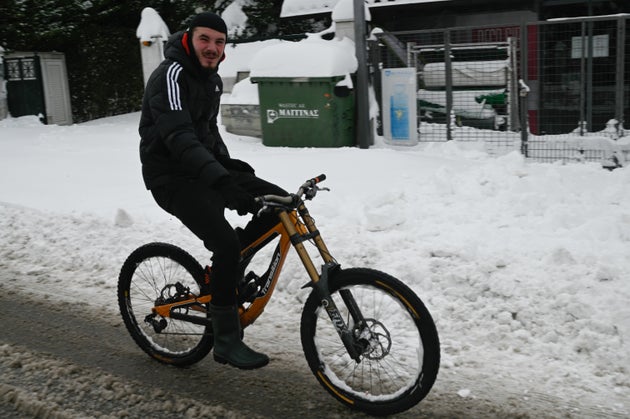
top-left (251, 76), bottom-right (355, 147)
top-left (4, 52), bottom-right (72, 125)
top-left (382, 67), bottom-right (418, 145)
top-left (221, 77), bottom-right (262, 138)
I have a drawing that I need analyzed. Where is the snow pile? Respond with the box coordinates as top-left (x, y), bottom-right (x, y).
top-left (249, 36), bottom-right (357, 78)
top-left (0, 112), bottom-right (629, 416)
top-left (221, 76), bottom-right (259, 105)
top-left (135, 7), bottom-right (170, 42)
top-left (219, 39), bottom-right (283, 79)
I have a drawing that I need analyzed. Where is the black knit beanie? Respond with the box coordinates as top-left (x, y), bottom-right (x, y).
top-left (189, 12), bottom-right (227, 36)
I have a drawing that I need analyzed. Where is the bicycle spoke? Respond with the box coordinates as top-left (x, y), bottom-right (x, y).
top-left (307, 279), bottom-right (428, 402)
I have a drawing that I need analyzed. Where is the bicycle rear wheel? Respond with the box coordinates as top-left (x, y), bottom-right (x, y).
top-left (117, 242), bottom-right (213, 366)
top-left (300, 268), bottom-right (440, 416)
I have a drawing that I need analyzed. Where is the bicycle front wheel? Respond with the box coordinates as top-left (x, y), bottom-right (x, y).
top-left (300, 268), bottom-right (440, 416)
top-left (117, 242), bottom-right (213, 366)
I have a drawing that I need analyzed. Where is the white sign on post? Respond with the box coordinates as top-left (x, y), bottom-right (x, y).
top-left (382, 67), bottom-right (418, 145)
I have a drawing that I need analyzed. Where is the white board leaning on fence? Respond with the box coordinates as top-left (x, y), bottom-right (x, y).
top-left (382, 67), bottom-right (418, 146)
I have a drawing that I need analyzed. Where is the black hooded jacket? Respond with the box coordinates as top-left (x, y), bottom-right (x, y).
top-left (138, 30), bottom-right (230, 190)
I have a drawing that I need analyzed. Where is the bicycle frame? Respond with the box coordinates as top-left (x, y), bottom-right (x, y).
top-left (237, 203), bottom-right (333, 327)
top-left (151, 201), bottom-right (334, 329)
top-left (151, 179), bottom-right (368, 361)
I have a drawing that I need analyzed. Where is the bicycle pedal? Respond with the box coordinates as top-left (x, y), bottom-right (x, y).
top-left (237, 271), bottom-right (254, 289)
top-left (244, 271), bottom-right (259, 282)
top-left (237, 271), bottom-right (261, 304)
top-left (238, 282), bottom-right (259, 304)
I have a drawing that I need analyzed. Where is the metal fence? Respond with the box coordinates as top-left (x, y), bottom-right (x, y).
top-left (374, 15), bottom-right (630, 166)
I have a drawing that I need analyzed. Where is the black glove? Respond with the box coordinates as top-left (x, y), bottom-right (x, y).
top-left (216, 177), bottom-right (257, 215)
top-left (221, 158), bottom-right (255, 175)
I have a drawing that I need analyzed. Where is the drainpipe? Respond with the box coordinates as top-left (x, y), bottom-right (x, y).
top-left (354, 0), bottom-right (371, 148)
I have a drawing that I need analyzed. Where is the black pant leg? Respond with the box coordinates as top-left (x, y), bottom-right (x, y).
top-left (151, 181), bottom-right (240, 306)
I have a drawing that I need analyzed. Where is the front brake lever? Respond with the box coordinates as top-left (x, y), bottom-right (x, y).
top-left (255, 201), bottom-right (269, 218)
top-left (255, 201), bottom-right (286, 217)
top-left (305, 186), bottom-right (330, 200)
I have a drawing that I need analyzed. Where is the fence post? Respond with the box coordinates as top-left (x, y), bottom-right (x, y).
top-left (368, 39), bottom-right (383, 136)
top-left (615, 17), bottom-right (626, 137)
top-left (586, 19), bottom-right (594, 132)
top-left (508, 37), bottom-right (520, 131)
top-left (579, 21), bottom-right (586, 136)
top-left (444, 30), bottom-right (453, 141)
top-left (354, 0), bottom-right (371, 149)
top-left (520, 24), bottom-right (529, 156)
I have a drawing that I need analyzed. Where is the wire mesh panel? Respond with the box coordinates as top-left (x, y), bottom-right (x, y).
top-left (374, 16), bottom-right (629, 166)
top-left (378, 25), bottom-right (522, 156)
top-left (525, 17), bottom-right (628, 166)
top-left (537, 19), bottom-right (618, 135)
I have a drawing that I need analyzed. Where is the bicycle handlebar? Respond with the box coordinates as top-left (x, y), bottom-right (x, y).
top-left (306, 174), bottom-right (327, 186)
top-left (255, 174), bottom-right (328, 211)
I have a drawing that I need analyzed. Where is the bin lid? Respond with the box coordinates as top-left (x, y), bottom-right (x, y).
top-left (249, 36), bottom-right (357, 79)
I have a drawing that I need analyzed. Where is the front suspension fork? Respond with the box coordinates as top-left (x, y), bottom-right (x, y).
top-left (309, 263), bottom-right (368, 362)
top-left (279, 207), bottom-right (367, 361)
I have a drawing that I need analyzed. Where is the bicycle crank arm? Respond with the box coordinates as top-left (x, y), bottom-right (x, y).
top-left (154, 299), bottom-right (213, 328)
top-left (169, 311), bottom-right (212, 327)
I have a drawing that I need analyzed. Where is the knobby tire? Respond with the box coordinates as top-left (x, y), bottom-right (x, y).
top-left (300, 268), bottom-right (440, 416)
top-left (117, 242), bottom-right (213, 366)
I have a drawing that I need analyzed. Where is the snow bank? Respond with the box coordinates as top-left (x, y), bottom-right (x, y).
top-left (0, 112), bottom-right (629, 416)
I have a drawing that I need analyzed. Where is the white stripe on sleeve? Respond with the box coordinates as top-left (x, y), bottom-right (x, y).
top-left (166, 63), bottom-right (183, 111)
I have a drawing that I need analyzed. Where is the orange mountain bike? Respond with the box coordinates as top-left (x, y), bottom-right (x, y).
top-left (117, 174), bottom-right (440, 416)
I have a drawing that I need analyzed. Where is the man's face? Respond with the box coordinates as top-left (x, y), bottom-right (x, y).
top-left (191, 27), bottom-right (226, 69)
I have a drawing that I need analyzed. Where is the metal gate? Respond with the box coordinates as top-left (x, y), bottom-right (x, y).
top-left (4, 52), bottom-right (73, 125)
top-left (5, 56), bottom-right (46, 121)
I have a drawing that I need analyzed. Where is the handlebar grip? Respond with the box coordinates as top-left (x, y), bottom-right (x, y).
top-left (312, 174), bottom-right (326, 184)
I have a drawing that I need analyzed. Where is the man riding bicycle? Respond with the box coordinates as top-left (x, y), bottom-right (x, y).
top-left (138, 11), bottom-right (286, 370)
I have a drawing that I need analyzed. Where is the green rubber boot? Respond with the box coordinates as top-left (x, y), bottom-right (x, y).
top-left (210, 304), bottom-right (269, 370)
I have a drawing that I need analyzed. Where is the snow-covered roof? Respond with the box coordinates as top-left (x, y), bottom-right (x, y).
top-left (281, 0), bottom-right (452, 18)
